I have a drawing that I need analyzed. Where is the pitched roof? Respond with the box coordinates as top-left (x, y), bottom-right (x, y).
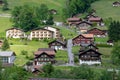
top-left (89, 17), bottom-right (102, 21)
top-left (78, 21), bottom-right (92, 25)
top-left (6, 27), bottom-right (24, 31)
top-left (34, 48), bottom-right (56, 56)
top-left (48, 40), bottom-right (66, 46)
top-left (0, 51), bottom-right (16, 56)
top-left (67, 17), bottom-right (81, 21)
top-left (79, 49), bottom-right (102, 56)
top-left (82, 34), bottom-right (94, 38)
top-left (31, 28), bottom-right (54, 33)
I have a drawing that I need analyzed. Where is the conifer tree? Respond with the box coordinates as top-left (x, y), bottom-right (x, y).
top-left (1, 38), bottom-right (10, 51)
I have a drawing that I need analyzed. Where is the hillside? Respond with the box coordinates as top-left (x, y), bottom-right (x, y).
top-left (92, 0), bottom-right (120, 21)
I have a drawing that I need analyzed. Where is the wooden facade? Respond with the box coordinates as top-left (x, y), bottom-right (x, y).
top-left (79, 49), bottom-right (102, 65)
top-left (72, 34), bottom-right (94, 46)
top-left (33, 48), bottom-right (56, 66)
top-left (77, 21), bottom-right (92, 28)
top-left (67, 17), bottom-right (82, 27)
top-left (48, 40), bottom-right (67, 50)
top-left (87, 28), bottom-right (107, 37)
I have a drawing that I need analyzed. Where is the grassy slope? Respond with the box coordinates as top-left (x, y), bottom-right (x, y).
top-left (92, 0), bottom-right (120, 21)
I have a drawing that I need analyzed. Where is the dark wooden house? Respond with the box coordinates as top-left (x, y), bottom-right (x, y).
top-left (67, 17), bottom-right (82, 27)
top-left (79, 49), bottom-right (102, 65)
top-left (33, 48), bottom-right (56, 66)
top-left (72, 34), bottom-right (94, 46)
top-left (88, 17), bottom-right (104, 26)
top-left (48, 40), bottom-right (67, 50)
top-left (87, 28), bottom-right (107, 37)
top-left (77, 21), bottom-right (92, 27)
top-left (113, 1), bottom-right (120, 6)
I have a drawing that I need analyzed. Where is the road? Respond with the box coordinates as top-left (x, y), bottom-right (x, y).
top-left (67, 39), bottom-right (74, 66)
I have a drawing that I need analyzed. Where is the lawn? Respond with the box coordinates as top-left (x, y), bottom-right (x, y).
top-left (0, 0), bottom-right (66, 21)
top-left (95, 36), bottom-right (108, 43)
top-left (9, 39), bottom-right (49, 66)
top-left (92, 0), bottom-right (120, 21)
top-left (0, 17), bottom-right (12, 38)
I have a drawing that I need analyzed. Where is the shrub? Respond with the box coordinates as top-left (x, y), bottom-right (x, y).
top-left (21, 50), bottom-right (28, 55)
top-left (96, 44), bottom-right (112, 47)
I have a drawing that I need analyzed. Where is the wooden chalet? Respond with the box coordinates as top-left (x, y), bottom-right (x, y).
top-left (88, 17), bottom-right (104, 26)
top-left (80, 43), bottom-right (98, 51)
top-left (113, 1), bottom-right (120, 6)
top-left (48, 40), bottom-right (67, 50)
top-left (33, 48), bottom-right (56, 66)
top-left (67, 17), bottom-right (82, 27)
top-left (79, 49), bottom-right (102, 65)
top-left (87, 28), bottom-right (107, 37)
top-left (72, 34), bottom-right (94, 46)
top-left (77, 21), bottom-right (92, 27)
top-left (79, 27), bottom-right (88, 33)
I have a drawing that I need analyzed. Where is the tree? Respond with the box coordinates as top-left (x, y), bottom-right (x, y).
top-left (1, 38), bottom-right (9, 51)
top-left (11, 5), bottom-right (39, 31)
top-left (46, 13), bottom-right (54, 25)
top-left (2, 0), bottom-right (9, 11)
top-left (36, 4), bottom-right (49, 25)
top-left (70, 65), bottom-right (94, 80)
top-left (111, 42), bottom-right (120, 66)
top-left (42, 63), bottom-right (54, 77)
top-left (108, 21), bottom-right (120, 42)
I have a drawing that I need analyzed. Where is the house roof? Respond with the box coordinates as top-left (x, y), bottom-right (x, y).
top-left (34, 48), bottom-right (56, 56)
top-left (72, 34), bottom-right (94, 40)
top-left (87, 43), bottom-right (98, 49)
top-left (79, 49), bottom-right (102, 56)
top-left (113, 1), bottom-right (120, 4)
top-left (67, 17), bottom-right (81, 21)
top-left (88, 17), bottom-right (102, 22)
top-left (82, 34), bottom-right (94, 38)
top-left (77, 21), bottom-right (92, 25)
top-left (87, 28), bottom-right (105, 32)
top-left (31, 28), bottom-right (54, 33)
top-left (0, 51), bottom-right (16, 56)
top-left (48, 40), bottom-right (66, 46)
top-left (44, 26), bottom-right (60, 30)
top-left (6, 27), bottom-right (24, 31)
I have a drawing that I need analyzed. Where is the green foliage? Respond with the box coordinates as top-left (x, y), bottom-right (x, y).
top-left (11, 5), bottom-right (39, 32)
top-left (96, 44), bottom-right (112, 47)
top-left (36, 4), bottom-right (48, 25)
top-left (21, 50), bottom-right (28, 55)
top-left (46, 14), bottom-right (54, 25)
top-left (2, 0), bottom-right (9, 11)
top-left (99, 70), bottom-right (114, 80)
top-left (1, 38), bottom-right (10, 51)
top-left (62, 0), bottom-right (98, 18)
top-left (108, 21), bottom-right (120, 42)
top-left (70, 65), bottom-right (94, 80)
top-left (111, 42), bottom-right (120, 66)
top-left (42, 63), bottom-right (54, 77)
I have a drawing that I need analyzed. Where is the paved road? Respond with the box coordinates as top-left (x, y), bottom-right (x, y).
top-left (0, 14), bottom-right (11, 18)
top-left (67, 39), bottom-right (74, 66)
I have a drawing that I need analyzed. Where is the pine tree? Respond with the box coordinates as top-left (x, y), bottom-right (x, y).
top-left (1, 38), bottom-right (10, 51)
top-left (2, 0), bottom-right (9, 11)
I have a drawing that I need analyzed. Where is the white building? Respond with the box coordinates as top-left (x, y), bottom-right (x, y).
top-left (6, 28), bottom-right (26, 38)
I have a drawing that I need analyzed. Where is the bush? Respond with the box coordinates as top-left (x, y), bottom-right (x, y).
top-left (10, 43), bottom-right (13, 45)
top-left (96, 44), bottom-right (112, 47)
top-left (21, 50), bottom-right (28, 55)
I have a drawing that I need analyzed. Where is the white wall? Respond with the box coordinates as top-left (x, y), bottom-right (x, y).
top-left (79, 59), bottom-right (101, 65)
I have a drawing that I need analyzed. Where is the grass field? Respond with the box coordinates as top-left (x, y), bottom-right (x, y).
top-left (92, 0), bottom-right (120, 21)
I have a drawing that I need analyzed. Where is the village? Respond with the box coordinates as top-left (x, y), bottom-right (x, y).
top-left (0, 0), bottom-right (120, 80)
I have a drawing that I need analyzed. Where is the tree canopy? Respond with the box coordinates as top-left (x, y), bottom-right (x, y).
top-left (11, 4), bottom-right (54, 32)
top-left (108, 21), bottom-right (120, 42)
top-left (1, 38), bottom-right (9, 51)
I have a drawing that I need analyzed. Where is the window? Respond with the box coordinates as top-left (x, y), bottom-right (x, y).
top-left (1, 57), bottom-right (8, 63)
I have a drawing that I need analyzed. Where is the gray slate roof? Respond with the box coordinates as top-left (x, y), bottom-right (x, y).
top-left (0, 51), bottom-right (16, 56)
